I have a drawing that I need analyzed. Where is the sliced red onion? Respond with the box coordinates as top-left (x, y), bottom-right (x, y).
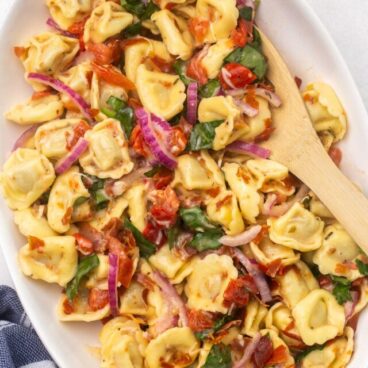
top-left (55, 138), bottom-right (89, 174)
top-left (263, 185), bottom-right (309, 218)
top-left (151, 271), bottom-right (188, 327)
top-left (46, 18), bottom-right (78, 38)
top-left (225, 88), bottom-right (245, 97)
top-left (154, 311), bottom-right (179, 336)
top-left (227, 140), bottom-right (271, 159)
top-left (345, 290), bottom-right (360, 321)
top-left (108, 253), bottom-right (119, 316)
top-left (186, 82), bottom-right (198, 125)
top-left (252, 87), bottom-right (282, 108)
top-left (233, 98), bottom-right (259, 117)
top-left (221, 68), bottom-right (237, 90)
top-left (233, 332), bottom-right (261, 368)
top-left (151, 113), bottom-right (172, 132)
top-left (262, 193), bottom-right (278, 216)
top-left (220, 225), bottom-right (262, 247)
top-left (27, 73), bottom-right (94, 122)
top-left (12, 125), bottom-right (38, 152)
top-left (135, 108), bottom-right (177, 169)
top-left (232, 248), bottom-right (272, 303)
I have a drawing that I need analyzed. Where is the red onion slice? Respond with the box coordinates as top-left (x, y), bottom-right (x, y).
top-left (12, 125), bottom-right (38, 152)
top-left (220, 225), bottom-right (262, 247)
top-left (151, 113), bottom-right (172, 132)
top-left (233, 98), bottom-right (259, 117)
top-left (252, 87), bottom-right (282, 108)
top-left (345, 290), bottom-right (360, 321)
top-left (27, 73), bottom-right (94, 122)
top-left (262, 193), bottom-right (278, 216)
top-left (151, 271), bottom-right (188, 327)
top-left (135, 108), bottom-right (177, 169)
top-left (186, 82), bottom-right (198, 125)
top-left (46, 18), bottom-right (78, 38)
top-left (221, 68), bottom-right (237, 90)
top-left (54, 138), bottom-right (89, 174)
top-left (233, 332), bottom-right (262, 368)
top-left (108, 253), bottom-right (119, 316)
top-left (232, 248), bottom-right (272, 303)
top-left (226, 140), bottom-right (271, 159)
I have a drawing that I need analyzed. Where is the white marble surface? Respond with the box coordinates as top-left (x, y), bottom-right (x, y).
top-left (1, 0), bottom-right (368, 287)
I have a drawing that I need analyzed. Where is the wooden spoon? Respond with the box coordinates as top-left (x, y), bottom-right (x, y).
top-left (259, 29), bottom-right (368, 255)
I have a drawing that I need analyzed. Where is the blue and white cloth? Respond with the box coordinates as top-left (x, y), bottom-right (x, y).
top-left (0, 286), bottom-right (57, 368)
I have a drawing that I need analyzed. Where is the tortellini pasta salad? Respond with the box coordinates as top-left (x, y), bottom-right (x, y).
top-left (1, 0), bottom-right (367, 367)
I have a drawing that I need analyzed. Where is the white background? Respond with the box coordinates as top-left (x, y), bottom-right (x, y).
top-left (1, 0), bottom-right (368, 286)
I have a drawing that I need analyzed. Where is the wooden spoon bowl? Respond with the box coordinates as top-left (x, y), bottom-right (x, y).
top-left (260, 29), bottom-right (368, 255)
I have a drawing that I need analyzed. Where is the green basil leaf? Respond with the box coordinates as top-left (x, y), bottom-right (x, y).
top-left (124, 218), bottom-right (156, 258)
top-left (239, 6), bottom-right (253, 21)
top-left (295, 344), bottom-right (326, 363)
top-left (101, 107), bottom-right (116, 118)
top-left (180, 207), bottom-right (218, 232)
top-left (121, 0), bottom-right (158, 20)
top-left (173, 60), bottom-right (194, 86)
top-left (94, 189), bottom-right (109, 205)
top-left (168, 224), bottom-right (181, 250)
top-left (116, 107), bottom-right (134, 139)
top-left (199, 79), bottom-right (221, 98)
top-left (189, 229), bottom-right (223, 252)
top-left (141, 1), bottom-right (159, 20)
top-left (356, 259), bottom-right (368, 276)
top-left (188, 120), bottom-right (224, 151)
top-left (249, 27), bottom-right (262, 51)
top-left (195, 315), bottom-right (233, 341)
top-left (107, 96), bottom-right (126, 111)
top-left (123, 22), bottom-right (142, 38)
top-left (203, 344), bottom-right (232, 368)
top-left (331, 276), bottom-right (352, 305)
top-left (74, 196), bottom-right (89, 208)
top-left (90, 176), bottom-right (105, 192)
top-left (66, 254), bottom-right (100, 301)
top-left (331, 275), bottom-right (351, 286)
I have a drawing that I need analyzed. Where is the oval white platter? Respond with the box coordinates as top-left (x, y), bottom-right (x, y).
top-left (0, 0), bottom-right (367, 367)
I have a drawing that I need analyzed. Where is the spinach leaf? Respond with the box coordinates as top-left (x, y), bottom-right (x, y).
top-left (295, 344), bottom-right (326, 363)
top-left (239, 6), bottom-right (253, 21)
top-left (121, 0), bottom-right (158, 20)
top-left (225, 43), bottom-right (268, 80)
top-left (94, 189), bottom-right (110, 210)
top-left (195, 315), bottom-right (233, 341)
top-left (199, 79), bottom-right (221, 98)
top-left (189, 229), bottom-right (223, 252)
top-left (103, 96), bottom-right (135, 139)
top-left (66, 254), bottom-right (100, 301)
top-left (180, 207), bottom-right (218, 232)
top-left (331, 276), bottom-right (352, 305)
top-left (124, 218), bottom-right (156, 258)
top-left (203, 344), bottom-right (232, 368)
top-left (188, 120), bottom-right (224, 151)
top-left (173, 60), bottom-right (194, 86)
top-left (356, 259), bottom-right (368, 276)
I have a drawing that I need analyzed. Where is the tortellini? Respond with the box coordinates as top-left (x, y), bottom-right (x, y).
top-left (5, 94), bottom-right (64, 125)
top-left (0, 148), bottom-right (55, 210)
top-left (46, 0), bottom-right (92, 29)
top-left (14, 208), bottom-right (57, 238)
top-left (85, 254), bottom-right (109, 290)
top-left (83, 2), bottom-right (133, 44)
top-left (34, 118), bottom-right (82, 160)
top-left (80, 119), bottom-right (134, 179)
top-left (18, 236), bottom-right (78, 286)
top-left (119, 282), bottom-right (149, 316)
top-left (206, 190), bottom-right (245, 235)
top-left (268, 203), bottom-right (324, 252)
top-left (242, 297), bottom-right (267, 337)
top-left (276, 261), bottom-right (319, 309)
top-left (301, 327), bottom-right (354, 368)
top-left (222, 162), bottom-right (261, 223)
top-left (201, 39), bottom-right (235, 79)
top-left (18, 33), bottom-right (79, 86)
top-left (313, 223), bottom-right (363, 281)
top-left (151, 10), bottom-right (193, 60)
top-left (124, 38), bottom-right (172, 83)
top-left (196, 0), bottom-right (238, 43)
top-left (292, 289), bottom-right (346, 346)
top-left (123, 182), bottom-right (147, 232)
top-left (47, 166), bottom-right (90, 233)
top-left (100, 317), bottom-right (147, 368)
top-left (309, 193), bottom-right (333, 218)
top-left (303, 82), bottom-right (347, 145)
top-left (198, 96), bottom-right (240, 150)
top-left (136, 64), bottom-right (186, 120)
top-left (185, 254), bottom-right (238, 313)
top-left (145, 327), bottom-right (199, 368)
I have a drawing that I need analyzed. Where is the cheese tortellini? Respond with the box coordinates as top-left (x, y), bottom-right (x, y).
top-left (0, 148), bottom-right (55, 210)
top-left (18, 236), bottom-right (78, 286)
top-left (151, 10), bottom-right (193, 60)
top-left (242, 297), bottom-right (267, 337)
top-left (303, 82), bottom-right (347, 146)
top-left (185, 254), bottom-right (238, 313)
top-left (47, 166), bottom-right (90, 233)
top-left (83, 2), bottom-right (133, 44)
top-left (268, 203), bottom-right (324, 252)
top-left (136, 64), bottom-right (186, 120)
top-left (292, 289), bottom-right (346, 346)
top-left (123, 182), bottom-right (147, 232)
top-left (5, 95), bottom-right (64, 125)
top-left (145, 327), bottom-right (199, 368)
top-left (196, 0), bottom-right (238, 43)
top-left (80, 119), bottom-right (134, 179)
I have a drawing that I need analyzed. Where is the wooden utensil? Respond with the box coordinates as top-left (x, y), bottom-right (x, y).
top-left (259, 29), bottom-right (368, 255)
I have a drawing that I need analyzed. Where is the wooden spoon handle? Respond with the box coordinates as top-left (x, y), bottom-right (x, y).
top-left (290, 143), bottom-right (368, 254)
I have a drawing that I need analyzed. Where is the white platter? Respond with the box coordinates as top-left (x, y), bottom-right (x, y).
top-left (0, 0), bottom-right (367, 367)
